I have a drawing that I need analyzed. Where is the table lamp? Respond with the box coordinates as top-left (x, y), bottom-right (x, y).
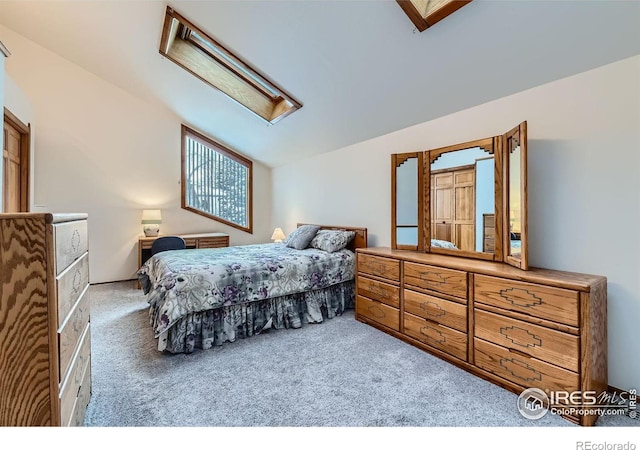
top-left (271, 227), bottom-right (286, 243)
top-left (142, 209), bottom-right (162, 237)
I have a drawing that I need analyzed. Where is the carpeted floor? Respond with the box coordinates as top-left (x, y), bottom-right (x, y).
top-left (83, 281), bottom-right (637, 427)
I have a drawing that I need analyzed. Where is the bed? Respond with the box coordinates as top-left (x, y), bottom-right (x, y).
top-left (137, 224), bottom-right (367, 353)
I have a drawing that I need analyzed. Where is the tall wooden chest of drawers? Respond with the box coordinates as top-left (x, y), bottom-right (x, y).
top-left (0, 213), bottom-right (91, 426)
top-left (356, 247), bottom-right (607, 426)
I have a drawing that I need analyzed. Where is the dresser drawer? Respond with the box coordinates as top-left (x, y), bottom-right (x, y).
top-left (67, 359), bottom-right (91, 426)
top-left (59, 287), bottom-right (91, 382)
top-left (60, 323), bottom-right (91, 426)
top-left (404, 289), bottom-right (467, 333)
top-left (475, 309), bottom-right (578, 372)
top-left (474, 338), bottom-right (579, 393)
top-left (54, 220), bottom-right (88, 275)
top-left (356, 296), bottom-right (399, 331)
top-left (403, 312), bottom-right (467, 361)
top-left (404, 262), bottom-right (467, 300)
top-left (198, 237), bottom-right (229, 248)
top-left (484, 239), bottom-right (495, 252)
top-left (474, 275), bottom-right (579, 327)
top-left (56, 252), bottom-right (89, 328)
top-left (357, 254), bottom-right (400, 282)
top-left (357, 276), bottom-right (399, 308)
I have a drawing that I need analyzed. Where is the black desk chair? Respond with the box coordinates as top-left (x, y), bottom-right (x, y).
top-left (151, 236), bottom-right (186, 256)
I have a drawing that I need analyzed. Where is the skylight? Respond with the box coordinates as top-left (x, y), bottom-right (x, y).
top-left (397, 0), bottom-right (472, 32)
top-left (159, 7), bottom-right (302, 124)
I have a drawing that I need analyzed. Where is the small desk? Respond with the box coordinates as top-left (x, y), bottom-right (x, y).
top-left (137, 232), bottom-right (230, 288)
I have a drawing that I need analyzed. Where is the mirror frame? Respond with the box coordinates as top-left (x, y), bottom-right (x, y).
top-left (424, 137), bottom-right (503, 262)
top-left (390, 121), bottom-right (529, 269)
top-left (391, 152), bottom-right (424, 251)
top-left (503, 121), bottom-right (528, 270)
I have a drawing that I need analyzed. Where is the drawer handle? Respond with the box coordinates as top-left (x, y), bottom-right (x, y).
top-left (500, 326), bottom-right (542, 348)
top-left (367, 305), bottom-right (385, 319)
top-left (419, 324), bottom-right (446, 345)
top-left (417, 271), bottom-right (445, 286)
top-left (499, 287), bottom-right (542, 308)
top-left (420, 301), bottom-right (446, 318)
top-left (72, 269), bottom-right (82, 295)
top-left (368, 284), bottom-right (390, 299)
top-left (499, 357), bottom-right (542, 383)
top-left (366, 261), bottom-right (388, 275)
top-left (71, 229), bottom-right (81, 252)
top-left (73, 306), bottom-right (86, 333)
top-left (74, 357), bottom-right (85, 385)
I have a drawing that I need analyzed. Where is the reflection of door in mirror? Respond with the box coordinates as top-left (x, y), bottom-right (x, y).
top-left (392, 152), bottom-right (424, 251)
top-left (429, 147), bottom-right (493, 253)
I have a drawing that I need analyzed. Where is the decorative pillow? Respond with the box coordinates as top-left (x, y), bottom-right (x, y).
top-left (285, 225), bottom-right (321, 250)
top-left (310, 229), bottom-right (356, 253)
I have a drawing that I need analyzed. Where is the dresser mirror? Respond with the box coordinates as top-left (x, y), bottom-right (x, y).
top-left (391, 152), bottom-right (424, 251)
top-left (390, 121), bottom-right (528, 269)
top-left (504, 121), bottom-right (528, 270)
top-left (426, 137), bottom-right (503, 261)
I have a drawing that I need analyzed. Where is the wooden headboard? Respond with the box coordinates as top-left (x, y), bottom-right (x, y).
top-left (296, 223), bottom-right (368, 251)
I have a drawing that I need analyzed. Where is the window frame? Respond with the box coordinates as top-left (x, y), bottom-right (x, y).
top-left (396, 0), bottom-right (473, 32)
top-left (160, 7), bottom-right (302, 124)
top-left (181, 125), bottom-right (253, 234)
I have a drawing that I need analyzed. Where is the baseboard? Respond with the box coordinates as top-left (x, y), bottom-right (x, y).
top-left (608, 385), bottom-right (633, 397)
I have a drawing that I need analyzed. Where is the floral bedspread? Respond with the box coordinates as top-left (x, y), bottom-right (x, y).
top-left (137, 243), bottom-right (355, 337)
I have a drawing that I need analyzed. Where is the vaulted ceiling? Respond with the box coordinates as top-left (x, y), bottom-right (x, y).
top-left (1, 1), bottom-right (639, 167)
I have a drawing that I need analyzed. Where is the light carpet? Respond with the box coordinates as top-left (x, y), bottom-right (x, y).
top-left (83, 281), bottom-right (637, 427)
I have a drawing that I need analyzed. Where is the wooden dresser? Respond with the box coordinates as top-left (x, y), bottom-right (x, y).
top-left (482, 213), bottom-right (495, 252)
top-left (356, 247), bottom-right (607, 426)
top-left (0, 213), bottom-right (91, 426)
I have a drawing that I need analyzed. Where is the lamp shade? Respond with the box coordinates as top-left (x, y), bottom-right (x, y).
top-left (271, 227), bottom-right (286, 242)
top-left (142, 209), bottom-right (162, 237)
top-left (141, 209), bottom-right (162, 224)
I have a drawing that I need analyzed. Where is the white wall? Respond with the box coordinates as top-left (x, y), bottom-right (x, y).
top-left (4, 73), bottom-right (36, 210)
top-left (0, 25), bottom-right (273, 284)
top-left (475, 158), bottom-right (494, 252)
top-left (273, 55), bottom-right (640, 393)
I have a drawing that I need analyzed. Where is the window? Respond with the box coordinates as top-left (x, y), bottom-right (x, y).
top-left (397, 0), bottom-right (473, 32)
top-left (160, 7), bottom-right (302, 124)
top-left (181, 125), bottom-right (253, 233)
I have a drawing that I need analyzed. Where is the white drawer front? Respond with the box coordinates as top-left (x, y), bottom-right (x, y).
top-left (54, 220), bottom-right (88, 275)
top-left (58, 286), bottom-right (91, 382)
top-left (57, 252), bottom-right (89, 327)
top-left (59, 323), bottom-right (91, 426)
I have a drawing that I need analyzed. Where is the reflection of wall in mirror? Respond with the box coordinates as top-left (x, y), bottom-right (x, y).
top-left (396, 157), bottom-right (419, 246)
top-left (475, 158), bottom-right (494, 252)
top-left (431, 147), bottom-right (487, 170)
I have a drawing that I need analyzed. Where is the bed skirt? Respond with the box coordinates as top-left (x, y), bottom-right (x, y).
top-left (154, 280), bottom-right (355, 354)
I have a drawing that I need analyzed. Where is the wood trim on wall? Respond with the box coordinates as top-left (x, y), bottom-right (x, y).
top-left (3, 108), bottom-right (31, 212)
